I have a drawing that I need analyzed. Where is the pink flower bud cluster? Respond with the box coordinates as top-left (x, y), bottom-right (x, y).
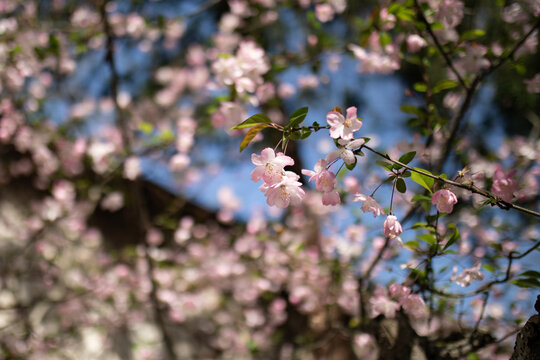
top-left (251, 148), bottom-right (305, 208)
top-left (302, 159), bottom-right (340, 206)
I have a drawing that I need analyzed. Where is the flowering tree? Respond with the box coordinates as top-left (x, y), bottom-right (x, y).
top-left (0, 0), bottom-right (539, 359)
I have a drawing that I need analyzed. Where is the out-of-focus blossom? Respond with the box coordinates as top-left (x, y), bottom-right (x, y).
top-left (491, 167), bottom-right (518, 202)
top-left (315, 4), bottom-right (334, 22)
top-left (352, 194), bottom-right (385, 217)
top-left (406, 34), bottom-right (427, 53)
top-left (452, 262), bottom-right (484, 287)
top-left (525, 74), bottom-right (540, 93)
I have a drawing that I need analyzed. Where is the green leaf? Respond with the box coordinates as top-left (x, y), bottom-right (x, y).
top-left (432, 80), bottom-right (458, 94)
top-left (482, 264), bottom-right (495, 273)
top-left (301, 126), bottom-right (312, 139)
top-left (284, 107), bottom-right (308, 130)
top-left (443, 224), bottom-right (460, 251)
top-left (399, 151), bottom-right (416, 165)
top-left (139, 121), bottom-right (154, 134)
top-left (400, 105), bottom-right (422, 115)
top-left (459, 29), bottom-right (486, 42)
top-left (411, 194), bottom-right (431, 202)
top-left (239, 124), bottom-right (269, 152)
top-left (519, 270), bottom-right (540, 278)
top-left (512, 278), bottom-right (540, 288)
top-left (413, 82), bottom-right (427, 92)
top-left (411, 168), bottom-right (434, 192)
top-left (231, 114), bottom-right (272, 130)
top-left (346, 157), bottom-right (357, 171)
top-left (376, 161), bottom-right (394, 171)
top-left (379, 32), bottom-right (392, 47)
top-left (396, 178), bottom-right (407, 193)
top-left (412, 222), bottom-right (428, 229)
top-left (404, 240), bottom-right (420, 251)
top-left (418, 233), bottom-right (436, 245)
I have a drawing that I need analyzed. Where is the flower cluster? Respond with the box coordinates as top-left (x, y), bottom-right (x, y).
top-left (370, 284), bottom-right (426, 318)
top-left (212, 41), bottom-right (270, 95)
top-left (251, 148), bottom-right (305, 208)
top-left (302, 159), bottom-right (340, 206)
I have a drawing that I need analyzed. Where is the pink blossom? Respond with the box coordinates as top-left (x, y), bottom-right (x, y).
top-left (431, 189), bottom-right (458, 213)
top-left (435, 0), bottom-right (464, 28)
top-left (452, 262), bottom-right (484, 287)
top-left (315, 4), bottom-right (334, 23)
top-left (524, 74), bottom-right (540, 93)
top-left (123, 156), bottom-right (141, 180)
top-left (322, 190), bottom-right (341, 206)
top-left (370, 293), bottom-right (400, 318)
top-left (400, 294), bottom-right (427, 318)
top-left (389, 283), bottom-right (411, 299)
top-left (261, 171), bottom-right (305, 208)
top-left (383, 215), bottom-right (403, 239)
top-left (491, 167), bottom-right (518, 202)
top-left (406, 34), bottom-right (427, 53)
top-left (302, 159), bottom-right (335, 193)
top-left (326, 138), bottom-right (365, 165)
top-left (326, 106), bottom-right (362, 140)
top-left (251, 148), bottom-right (294, 185)
top-left (352, 194), bottom-right (385, 217)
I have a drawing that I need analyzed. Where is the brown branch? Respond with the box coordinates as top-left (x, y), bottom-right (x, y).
top-left (359, 144), bottom-right (540, 218)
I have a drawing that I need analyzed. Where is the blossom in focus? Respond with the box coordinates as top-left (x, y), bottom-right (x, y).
top-left (261, 171), bottom-right (305, 208)
top-left (452, 262), bottom-right (485, 287)
top-left (326, 106), bottom-right (362, 140)
top-left (352, 194), bottom-right (385, 217)
top-left (326, 138), bottom-right (365, 165)
top-left (383, 215), bottom-right (403, 239)
top-left (302, 159), bottom-right (341, 206)
top-left (251, 148), bottom-right (294, 185)
top-left (491, 167), bottom-right (518, 202)
top-left (431, 189), bottom-right (458, 213)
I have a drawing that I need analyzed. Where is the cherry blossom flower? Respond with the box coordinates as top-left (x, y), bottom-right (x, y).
top-left (491, 167), bottom-right (518, 202)
top-left (315, 4), bottom-right (334, 22)
top-left (261, 171), bottom-right (305, 208)
top-left (370, 291), bottom-right (400, 318)
top-left (406, 34), bottom-right (427, 53)
top-left (431, 189), bottom-right (458, 213)
top-left (251, 148), bottom-right (294, 185)
top-left (326, 106), bottom-right (362, 140)
top-left (524, 73), bottom-right (540, 93)
top-left (352, 194), bottom-right (385, 217)
top-left (452, 262), bottom-right (485, 287)
top-left (383, 215), bottom-right (403, 239)
top-left (302, 159), bottom-right (335, 193)
top-left (322, 190), bottom-right (341, 206)
top-left (326, 138), bottom-right (365, 165)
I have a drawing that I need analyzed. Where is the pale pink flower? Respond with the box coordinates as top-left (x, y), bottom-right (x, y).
top-left (302, 159), bottom-right (335, 193)
top-left (326, 137), bottom-right (365, 165)
top-left (352, 194), bottom-right (385, 217)
top-left (370, 293), bottom-right (400, 318)
top-left (326, 107), bottom-right (362, 140)
top-left (435, 0), bottom-right (464, 28)
top-left (383, 215), bottom-right (403, 239)
top-left (400, 294), bottom-right (427, 318)
top-left (406, 34), bottom-right (427, 53)
top-left (322, 190), bottom-right (341, 206)
top-left (315, 4), bottom-right (334, 22)
top-left (123, 156), bottom-right (141, 180)
top-left (431, 189), bottom-right (458, 213)
top-left (261, 171), bottom-right (305, 208)
top-left (251, 148), bottom-right (294, 185)
top-left (389, 283), bottom-right (411, 299)
top-left (491, 167), bottom-right (518, 202)
top-left (452, 262), bottom-right (484, 287)
top-left (524, 74), bottom-right (540, 93)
